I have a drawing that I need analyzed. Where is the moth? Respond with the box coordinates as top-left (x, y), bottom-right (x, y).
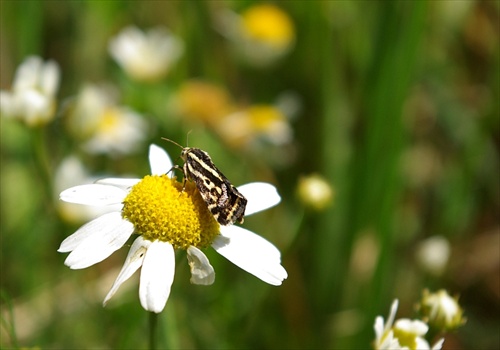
top-left (162, 138), bottom-right (247, 226)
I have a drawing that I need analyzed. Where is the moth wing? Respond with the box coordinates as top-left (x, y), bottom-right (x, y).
top-left (184, 148), bottom-right (247, 225)
top-left (217, 182), bottom-right (247, 225)
top-left (216, 182), bottom-right (231, 208)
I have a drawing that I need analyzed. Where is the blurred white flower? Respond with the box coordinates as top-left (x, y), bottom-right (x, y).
top-left (58, 144), bottom-right (286, 313)
top-left (373, 299), bottom-right (444, 350)
top-left (418, 289), bottom-right (465, 332)
top-left (0, 56), bottom-right (60, 126)
top-left (109, 26), bottom-right (183, 82)
top-left (416, 236), bottom-right (450, 276)
top-left (67, 84), bottom-right (148, 156)
top-left (82, 107), bottom-right (147, 156)
top-left (216, 4), bottom-right (295, 67)
top-left (297, 173), bottom-right (334, 211)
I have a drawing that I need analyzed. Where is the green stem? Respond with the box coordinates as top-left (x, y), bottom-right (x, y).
top-left (149, 311), bottom-right (159, 350)
top-left (0, 291), bottom-right (19, 348)
top-left (30, 127), bottom-right (55, 204)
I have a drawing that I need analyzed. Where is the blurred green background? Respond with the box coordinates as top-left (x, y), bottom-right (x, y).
top-left (1, 1), bottom-right (498, 349)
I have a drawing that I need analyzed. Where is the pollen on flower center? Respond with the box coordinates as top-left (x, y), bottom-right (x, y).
top-left (122, 175), bottom-right (220, 250)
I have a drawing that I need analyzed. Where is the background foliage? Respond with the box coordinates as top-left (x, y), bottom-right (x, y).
top-left (1, 1), bottom-right (498, 349)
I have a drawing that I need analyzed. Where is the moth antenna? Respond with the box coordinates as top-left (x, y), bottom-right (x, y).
top-left (161, 137), bottom-right (184, 150)
top-left (186, 130), bottom-right (193, 147)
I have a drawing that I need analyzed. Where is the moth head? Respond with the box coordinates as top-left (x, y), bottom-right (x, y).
top-left (180, 147), bottom-right (191, 161)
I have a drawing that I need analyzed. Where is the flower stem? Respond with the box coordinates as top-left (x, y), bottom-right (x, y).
top-left (149, 311), bottom-right (158, 350)
top-left (0, 291), bottom-right (19, 348)
top-left (31, 127), bottom-right (55, 205)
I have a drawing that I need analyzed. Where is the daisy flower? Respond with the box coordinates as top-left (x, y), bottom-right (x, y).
top-left (1, 56), bottom-right (60, 126)
top-left (58, 144), bottom-right (287, 313)
top-left (418, 289), bottom-right (465, 332)
top-left (216, 104), bottom-right (293, 147)
top-left (216, 4), bottom-right (295, 67)
top-left (373, 299), bottom-right (444, 350)
top-left (109, 26), bottom-right (183, 82)
top-left (66, 84), bottom-right (148, 156)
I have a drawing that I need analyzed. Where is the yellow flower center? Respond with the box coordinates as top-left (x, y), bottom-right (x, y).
top-left (99, 108), bottom-right (120, 133)
top-left (122, 175), bottom-right (220, 249)
top-left (393, 328), bottom-right (417, 350)
top-left (248, 105), bottom-right (285, 131)
top-left (241, 4), bottom-right (294, 47)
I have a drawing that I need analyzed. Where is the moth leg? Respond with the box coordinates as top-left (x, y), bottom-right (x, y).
top-left (181, 162), bottom-right (192, 192)
top-left (166, 164), bottom-right (185, 177)
top-left (166, 165), bottom-right (189, 195)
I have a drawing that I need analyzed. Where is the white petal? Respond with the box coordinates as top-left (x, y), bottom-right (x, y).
top-left (95, 177), bottom-right (141, 190)
top-left (60, 212), bottom-right (134, 269)
top-left (58, 212), bottom-right (122, 252)
top-left (213, 226), bottom-right (287, 286)
top-left (378, 330), bottom-right (400, 350)
top-left (394, 319), bottom-right (428, 336)
top-left (386, 299), bottom-right (399, 331)
top-left (139, 240), bottom-right (175, 313)
top-left (432, 338), bottom-right (445, 350)
top-left (103, 236), bottom-right (152, 306)
top-left (40, 60), bottom-right (60, 96)
top-left (374, 317), bottom-right (385, 344)
top-left (219, 225), bottom-right (282, 260)
top-left (149, 144), bottom-right (173, 176)
top-left (238, 182), bottom-right (281, 216)
top-left (0, 91), bottom-right (16, 117)
top-left (14, 56), bottom-right (41, 91)
top-left (60, 184), bottom-right (127, 205)
top-left (187, 246), bottom-right (215, 285)
top-left (415, 337), bottom-right (431, 350)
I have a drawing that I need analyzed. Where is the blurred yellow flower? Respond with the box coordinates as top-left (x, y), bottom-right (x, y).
top-left (175, 80), bottom-right (235, 125)
top-left (217, 104), bottom-right (293, 147)
top-left (418, 289), bottom-right (466, 332)
top-left (297, 174), bottom-right (334, 211)
top-left (0, 56), bottom-right (60, 126)
top-left (216, 4), bottom-right (295, 67)
top-left (109, 26), bottom-right (183, 82)
top-left (66, 84), bottom-right (148, 156)
top-left (241, 4), bottom-right (295, 48)
top-left (175, 81), bottom-right (297, 150)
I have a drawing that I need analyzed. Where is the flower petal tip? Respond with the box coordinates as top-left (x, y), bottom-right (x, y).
top-left (149, 143), bottom-right (173, 176)
top-left (238, 182), bottom-right (281, 216)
